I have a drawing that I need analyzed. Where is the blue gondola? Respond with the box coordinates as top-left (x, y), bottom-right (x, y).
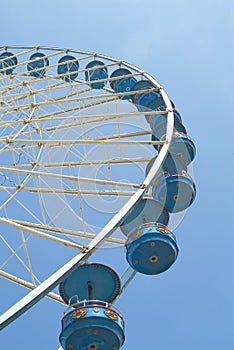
top-left (130, 80), bottom-right (156, 103)
top-left (136, 91), bottom-right (159, 111)
top-left (125, 222), bottom-right (178, 275)
top-left (151, 121), bottom-right (187, 150)
top-left (110, 68), bottom-right (137, 99)
top-left (85, 60), bottom-right (108, 89)
top-left (145, 153), bottom-right (187, 179)
top-left (27, 52), bottom-right (49, 77)
top-left (164, 132), bottom-right (196, 165)
top-left (57, 55), bottom-right (79, 82)
top-left (60, 301), bottom-right (125, 350)
top-left (0, 52), bottom-right (17, 75)
top-left (149, 109), bottom-right (182, 130)
top-left (145, 98), bottom-right (182, 124)
top-left (152, 171), bottom-right (196, 213)
top-left (120, 198), bottom-right (169, 236)
top-left (130, 80), bottom-right (163, 111)
top-left (144, 96), bottom-right (168, 123)
top-left (59, 263), bottom-right (125, 350)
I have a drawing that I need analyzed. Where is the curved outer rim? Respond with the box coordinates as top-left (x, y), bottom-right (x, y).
top-left (0, 46), bottom-right (174, 330)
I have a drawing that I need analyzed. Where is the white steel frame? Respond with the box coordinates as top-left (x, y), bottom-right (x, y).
top-left (0, 46), bottom-right (174, 330)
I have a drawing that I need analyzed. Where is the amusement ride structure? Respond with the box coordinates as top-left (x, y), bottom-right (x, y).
top-left (0, 46), bottom-right (196, 349)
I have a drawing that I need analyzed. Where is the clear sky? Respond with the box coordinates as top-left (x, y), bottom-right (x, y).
top-left (0, 1), bottom-right (233, 349)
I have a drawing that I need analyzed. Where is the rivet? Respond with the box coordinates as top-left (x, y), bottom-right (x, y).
top-left (133, 259), bottom-right (139, 265)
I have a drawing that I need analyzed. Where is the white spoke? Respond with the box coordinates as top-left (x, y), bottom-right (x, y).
top-left (0, 166), bottom-right (141, 188)
top-left (0, 234), bottom-right (40, 284)
top-left (0, 217), bottom-right (84, 250)
top-left (2, 138), bottom-right (164, 146)
top-left (8, 219), bottom-right (125, 245)
top-left (20, 230), bottom-right (35, 285)
top-left (0, 270), bottom-right (64, 304)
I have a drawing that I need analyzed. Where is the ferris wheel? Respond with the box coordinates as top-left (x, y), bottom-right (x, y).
top-left (0, 46), bottom-right (196, 349)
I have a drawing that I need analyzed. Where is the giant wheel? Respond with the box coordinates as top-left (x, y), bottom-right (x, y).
top-left (0, 46), bottom-right (196, 348)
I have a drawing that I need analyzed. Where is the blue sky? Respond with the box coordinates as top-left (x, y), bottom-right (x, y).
top-left (0, 1), bottom-right (233, 349)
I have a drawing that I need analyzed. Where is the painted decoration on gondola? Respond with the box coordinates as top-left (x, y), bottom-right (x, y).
top-left (156, 226), bottom-right (168, 234)
top-left (104, 309), bottom-right (119, 321)
top-left (71, 309), bottom-right (87, 319)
